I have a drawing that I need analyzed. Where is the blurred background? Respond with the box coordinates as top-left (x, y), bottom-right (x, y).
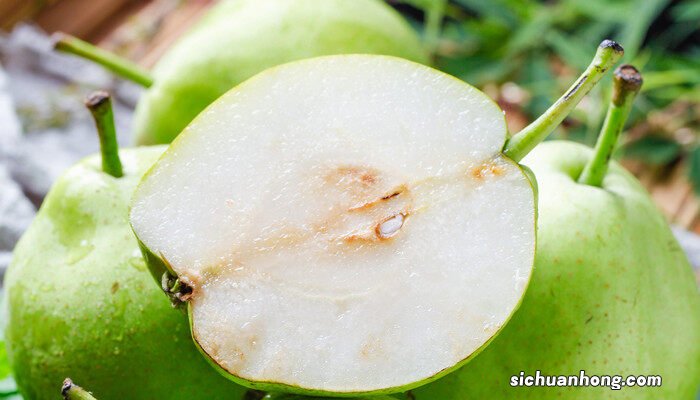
top-left (0, 0), bottom-right (698, 264)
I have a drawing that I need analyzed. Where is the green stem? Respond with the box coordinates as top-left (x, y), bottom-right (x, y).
top-left (85, 91), bottom-right (124, 178)
top-left (502, 40), bottom-right (624, 162)
top-left (578, 65), bottom-right (643, 186)
top-left (52, 33), bottom-right (154, 87)
top-left (62, 379), bottom-right (97, 400)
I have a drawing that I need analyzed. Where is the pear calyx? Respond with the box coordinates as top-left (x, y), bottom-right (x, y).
top-left (62, 379), bottom-right (97, 400)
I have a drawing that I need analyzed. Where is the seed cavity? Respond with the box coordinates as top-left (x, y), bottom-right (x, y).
top-left (376, 213), bottom-right (405, 239)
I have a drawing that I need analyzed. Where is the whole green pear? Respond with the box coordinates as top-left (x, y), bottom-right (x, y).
top-left (4, 94), bottom-right (249, 399)
top-left (412, 141), bottom-right (700, 399)
top-left (132, 0), bottom-right (429, 144)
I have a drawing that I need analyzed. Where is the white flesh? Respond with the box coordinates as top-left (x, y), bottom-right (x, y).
top-left (131, 56), bottom-right (535, 393)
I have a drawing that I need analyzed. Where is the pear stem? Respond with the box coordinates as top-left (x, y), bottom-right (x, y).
top-left (85, 91), bottom-right (124, 178)
top-left (502, 40), bottom-right (624, 162)
top-left (62, 379), bottom-right (97, 400)
top-left (578, 65), bottom-right (642, 186)
top-left (53, 33), bottom-right (154, 87)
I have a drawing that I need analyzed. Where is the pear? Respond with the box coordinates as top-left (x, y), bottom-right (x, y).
top-left (130, 42), bottom-right (622, 395)
top-left (54, 0), bottom-right (428, 145)
top-left (4, 93), bottom-right (248, 399)
top-left (412, 67), bottom-right (700, 399)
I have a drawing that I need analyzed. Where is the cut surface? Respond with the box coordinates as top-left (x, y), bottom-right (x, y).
top-left (130, 56), bottom-right (535, 393)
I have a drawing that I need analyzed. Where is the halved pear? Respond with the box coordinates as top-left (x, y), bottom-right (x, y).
top-left (130, 55), bottom-right (536, 395)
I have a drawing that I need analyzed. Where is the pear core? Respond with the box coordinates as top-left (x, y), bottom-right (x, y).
top-left (130, 56), bottom-right (536, 394)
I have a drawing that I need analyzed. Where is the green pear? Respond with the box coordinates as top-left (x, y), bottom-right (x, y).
top-left (55, 0), bottom-right (428, 145)
top-left (4, 93), bottom-right (248, 399)
top-left (412, 67), bottom-right (700, 399)
top-left (129, 42), bottom-right (622, 396)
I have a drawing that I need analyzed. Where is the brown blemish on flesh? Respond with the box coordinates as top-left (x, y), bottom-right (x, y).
top-left (381, 191), bottom-right (401, 200)
top-left (227, 347), bottom-right (247, 367)
top-left (360, 336), bottom-right (383, 359)
top-left (325, 165), bottom-right (380, 189)
top-left (348, 185), bottom-right (408, 211)
top-left (194, 328), bottom-right (256, 375)
top-left (469, 161), bottom-right (505, 181)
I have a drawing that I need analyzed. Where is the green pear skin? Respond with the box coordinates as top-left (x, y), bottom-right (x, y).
top-left (132, 0), bottom-right (429, 145)
top-left (413, 141), bottom-right (700, 399)
top-left (4, 148), bottom-right (248, 400)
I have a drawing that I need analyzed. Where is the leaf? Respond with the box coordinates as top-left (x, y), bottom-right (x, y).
top-left (671, 0), bottom-right (700, 21)
top-left (621, 135), bottom-right (682, 165)
top-left (453, 0), bottom-right (521, 26)
top-left (618, 0), bottom-right (671, 59)
top-left (687, 146), bottom-right (700, 195)
top-left (641, 69), bottom-right (700, 92)
top-left (545, 31), bottom-right (596, 70)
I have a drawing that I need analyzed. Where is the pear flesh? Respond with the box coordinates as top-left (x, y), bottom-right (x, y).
top-left (131, 56), bottom-right (536, 394)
